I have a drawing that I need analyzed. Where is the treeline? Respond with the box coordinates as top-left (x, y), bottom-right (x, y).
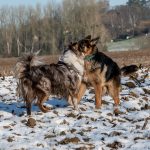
top-left (104, 0), bottom-right (150, 40)
top-left (0, 0), bottom-right (109, 57)
top-left (0, 0), bottom-right (149, 57)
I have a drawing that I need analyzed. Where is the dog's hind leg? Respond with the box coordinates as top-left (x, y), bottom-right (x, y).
top-left (108, 83), bottom-right (120, 115)
top-left (113, 95), bottom-right (120, 116)
top-left (37, 94), bottom-right (50, 113)
top-left (25, 98), bottom-right (32, 116)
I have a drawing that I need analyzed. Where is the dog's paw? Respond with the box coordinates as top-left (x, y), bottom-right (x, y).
top-left (95, 105), bottom-right (101, 109)
top-left (114, 107), bottom-right (126, 116)
top-left (44, 105), bottom-right (52, 112)
top-left (72, 109), bottom-right (80, 115)
top-left (93, 108), bottom-right (101, 113)
top-left (39, 105), bottom-right (51, 113)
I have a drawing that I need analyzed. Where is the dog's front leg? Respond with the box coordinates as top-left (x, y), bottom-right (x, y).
top-left (68, 95), bottom-right (79, 111)
top-left (68, 95), bottom-right (73, 106)
top-left (76, 82), bottom-right (87, 104)
top-left (93, 83), bottom-right (102, 109)
top-left (70, 96), bottom-right (78, 110)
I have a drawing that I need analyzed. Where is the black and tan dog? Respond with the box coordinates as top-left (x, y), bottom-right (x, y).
top-left (76, 35), bottom-right (138, 114)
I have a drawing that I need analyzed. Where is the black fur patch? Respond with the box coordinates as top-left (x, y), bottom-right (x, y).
top-left (92, 51), bottom-right (121, 82)
top-left (121, 65), bottom-right (138, 75)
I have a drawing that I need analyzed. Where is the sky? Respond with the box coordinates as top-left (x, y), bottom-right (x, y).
top-left (109, 0), bottom-right (128, 6)
top-left (0, 0), bottom-right (128, 7)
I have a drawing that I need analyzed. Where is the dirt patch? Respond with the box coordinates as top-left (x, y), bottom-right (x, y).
top-left (0, 49), bottom-right (149, 76)
top-left (104, 49), bottom-right (150, 67)
top-left (58, 137), bottom-right (80, 144)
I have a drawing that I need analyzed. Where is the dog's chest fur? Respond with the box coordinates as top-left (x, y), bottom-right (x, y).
top-left (84, 62), bottom-right (107, 85)
top-left (59, 50), bottom-right (84, 79)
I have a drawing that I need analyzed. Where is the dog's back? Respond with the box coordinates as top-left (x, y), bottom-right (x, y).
top-left (15, 53), bottom-right (79, 99)
top-left (94, 51), bottom-right (121, 82)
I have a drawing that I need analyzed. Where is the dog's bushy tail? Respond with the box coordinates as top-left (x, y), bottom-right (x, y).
top-left (15, 52), bottom-right (44, 112)
top-left (120, 65), bottom-right (139, 75)
top-left (15, 52), bottom-right (43, 79)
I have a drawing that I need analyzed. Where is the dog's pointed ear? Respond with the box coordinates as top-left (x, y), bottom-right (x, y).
top-left (68, 42), bottom-right (73, 49)
top-left (90, 36), bottom-right (100, 45)
top-left (84, 35), bottom-right (91, 40)
top-left (71, 42), bottom-right (78, 50)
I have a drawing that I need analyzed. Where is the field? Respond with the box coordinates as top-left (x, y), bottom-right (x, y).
top-left (0, 50), bottom-right (150, 149)
top-left (107, 36), bottom-right (150, 51)
top-left (0, 49), bottom-right (150, 77)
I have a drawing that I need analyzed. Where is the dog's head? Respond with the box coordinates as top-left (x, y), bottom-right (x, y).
top-left (68, 42), bottom-right (80, 55)
top-left (78, 35), bottom-right (100, 56)
top-left (67, 35), bottom-right (99, 57)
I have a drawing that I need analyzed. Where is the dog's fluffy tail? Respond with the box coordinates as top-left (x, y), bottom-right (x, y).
top-left (15, 52), bottom-right (44, 115)
top-left (120, 65), bottom-right (139, 75)
top-left (15, 52), bottom-right (43, 79)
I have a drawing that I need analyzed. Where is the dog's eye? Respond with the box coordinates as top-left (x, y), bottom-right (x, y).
top-left (80, 45), bottom-right (85, 49)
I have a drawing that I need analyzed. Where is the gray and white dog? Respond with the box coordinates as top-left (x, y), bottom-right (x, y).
top-left (15, 37), bottom-right (89, 116)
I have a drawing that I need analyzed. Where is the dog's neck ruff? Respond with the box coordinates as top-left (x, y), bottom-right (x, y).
top-left (58, 61), bottom-right (80, 75)
top-left (59, 50), bottom-right (84, 77)
top-left (84, 52), bottom-right (96, 62)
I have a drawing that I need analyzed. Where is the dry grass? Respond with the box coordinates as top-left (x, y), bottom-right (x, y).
top-left (105, 49), bottom-right (150, 67)
top-left (0, 49), bottom-right (149, 76)
top-left (0, 55), bottom-right (59, 77)
top-left (140, 20), bottom-right (150, 27)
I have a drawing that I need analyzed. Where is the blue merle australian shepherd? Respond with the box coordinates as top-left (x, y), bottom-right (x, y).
top-left (15, 37), bottom-right (90, 116)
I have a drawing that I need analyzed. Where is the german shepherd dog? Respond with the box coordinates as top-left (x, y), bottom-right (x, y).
top-left (15, 41), bottom-right (85, 116)
top-left (76, 35), bottom-right (138, 114)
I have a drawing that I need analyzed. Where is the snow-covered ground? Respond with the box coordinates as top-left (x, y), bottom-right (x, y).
top-left (0, 68), bottom-right (150, 150)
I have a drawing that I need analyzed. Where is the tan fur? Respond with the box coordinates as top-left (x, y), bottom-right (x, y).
top-left (77, 37), bottom-right (121, 114)
top-left (79, 62), bottom-right (121, 111)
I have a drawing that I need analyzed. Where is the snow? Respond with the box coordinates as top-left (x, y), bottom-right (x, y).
top-left (0, 67), bottom-right (150, 150)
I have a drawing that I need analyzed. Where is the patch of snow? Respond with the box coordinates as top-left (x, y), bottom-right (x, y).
top-left (0, 68), bottom-right (150, 149)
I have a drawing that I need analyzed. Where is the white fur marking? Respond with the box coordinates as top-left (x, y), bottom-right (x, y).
top-left (59, 50), bottom-right (84, 78)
